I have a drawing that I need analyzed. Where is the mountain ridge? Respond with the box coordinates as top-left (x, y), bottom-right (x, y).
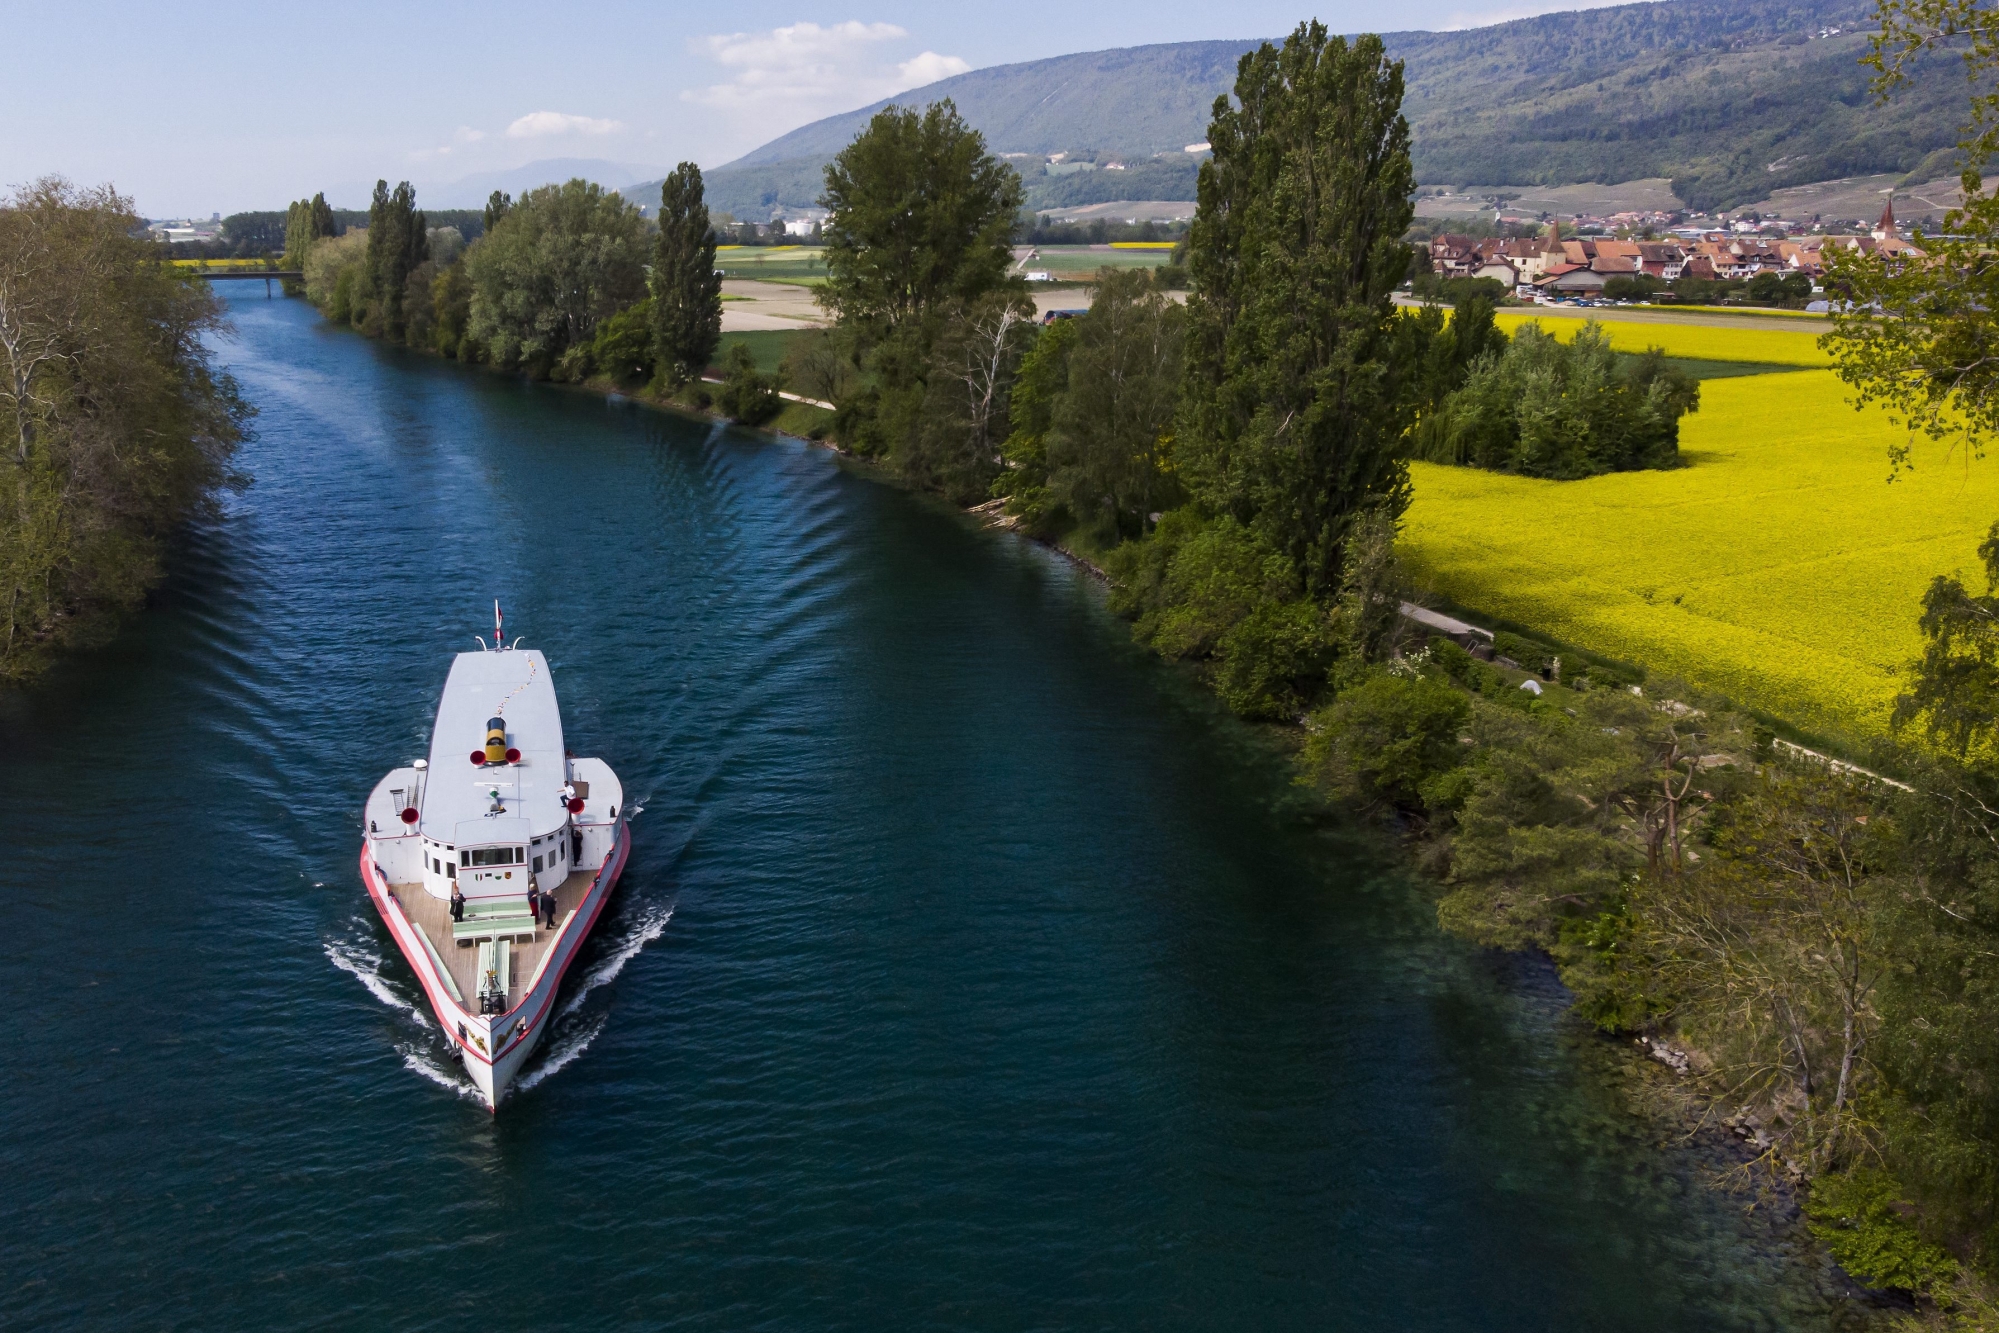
top-left (670, 0), bottom-right (1963, 218)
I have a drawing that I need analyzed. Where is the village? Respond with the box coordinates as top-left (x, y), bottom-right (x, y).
top-left (1425, 199), bottom-right (1923, 304)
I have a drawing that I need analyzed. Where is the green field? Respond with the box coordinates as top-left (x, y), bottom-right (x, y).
top-left (1400, 363), bottom-right (1999, 744)
top-left (715, 329), bottom-right (807, 374)
top-left (715, 246), bottom-right (828, 284)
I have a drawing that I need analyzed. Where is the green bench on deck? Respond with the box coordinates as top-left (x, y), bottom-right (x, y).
top-left (452, 897), bottom-right (539, 945)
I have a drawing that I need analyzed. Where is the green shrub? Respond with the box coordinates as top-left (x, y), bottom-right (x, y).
top-left (1602, 274), bottom-right (1667, 302)
top-left (1307, 668), bottom-right (1471, 811)
top-left (1108, 509), bottom-right (1334, 720)
top-left (1410, 273), bottom-right (1509, 306)
top-left (714, 343), bottom-right (782, 425)
top-left (1429, 635), bottom-right (1532, 709)
top-left (1493, 630), bottom-right (1554, 674)
top-left (586, 298), bottom-right (655, 383)
top-left (1214, 598), bottom-right (1334, 720)
top-left (1804, 1169), bottom-right (1960, 1299)
top-left (1552, 899), bottom-right (1664, 1032)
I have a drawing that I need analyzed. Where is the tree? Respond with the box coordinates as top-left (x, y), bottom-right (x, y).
top-left (483, 191), bottom-right (511, 236)
top-left (362, 180), bottom-right (427, 340)
top-left (462, 180), bottom-right (648, 375)
top-left (281, 192), bottom-right (336, 282)
top-left (1414, 322), bottom-right (1698, 477)
top-left (1439, 693), bottom-right (1655, 951)
top-left (1046, 268), bottom-right (1186, 539)
top-left (1645, 767), bottom-right (1890, 1171)
top-left (649, 163), bottom-right (723, 387)
top-left (1104, 510), bottom-right (1332, 719)
top-left (0, 178), bottom-right (249, 681)
top-left (906, 293), bottom-right (1038, 501)
top-left (1893, 519), bottom-right (1999, 758)
top-left (994, 317), bottom-right (1080, 531)
top-left (1178, 23), bottom-right (1418, 597)
top-left (1822, 0), bottom-right (1999, 469)
top-left (1404, 295), bottom-right (1507, 457)
top-left (817, 100), bottom-right (1023, 340)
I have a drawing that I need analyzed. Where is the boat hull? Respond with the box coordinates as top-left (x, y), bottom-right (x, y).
top-left (360, 820), bottom-right (631, 1109)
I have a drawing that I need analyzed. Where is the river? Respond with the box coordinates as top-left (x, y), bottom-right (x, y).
top-left (0, 287), bottom-right (1869, 1329)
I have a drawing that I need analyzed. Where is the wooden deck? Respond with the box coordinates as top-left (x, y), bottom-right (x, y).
top-left (389, 869), bottom-right (592, 1014)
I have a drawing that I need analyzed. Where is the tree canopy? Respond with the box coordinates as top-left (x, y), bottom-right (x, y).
top-left (1179, 23), bottom-right (1419, 597)
top-left (817, 101), bottom-right (1023, 338)
top-left (0, 178), bottom-right (248, 682)
top-left (462, 179), bottom-right (648, 373)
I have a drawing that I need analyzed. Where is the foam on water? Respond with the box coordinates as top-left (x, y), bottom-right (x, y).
top-left (514, 1015), bottom-right (608, 1096)
top-left (398, 1043), bottom-right (482, 1102)
top-left (325, 934), bottom-right (429, 1028)
top-left (559, 903), bottom-right (673, 1019)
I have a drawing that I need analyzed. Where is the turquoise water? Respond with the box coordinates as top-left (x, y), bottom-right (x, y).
top-left (1, 289), bottom-right (1863, 1329)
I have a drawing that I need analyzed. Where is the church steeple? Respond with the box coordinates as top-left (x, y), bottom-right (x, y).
top-left (1874, 197), bottom-right (1898, 241)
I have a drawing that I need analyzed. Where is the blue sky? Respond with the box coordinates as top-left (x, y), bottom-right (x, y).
top-left (7, 0), bottom-right (1620, 217)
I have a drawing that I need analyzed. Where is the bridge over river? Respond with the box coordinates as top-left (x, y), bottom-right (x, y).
top-left (185, 268), bottom-right (302, 296)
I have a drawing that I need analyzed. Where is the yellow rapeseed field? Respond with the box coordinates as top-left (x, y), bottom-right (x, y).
top-left (1491, 311), bottom-right (1831, 366)
top-left (1400, 368), bottom-right (1999, 741)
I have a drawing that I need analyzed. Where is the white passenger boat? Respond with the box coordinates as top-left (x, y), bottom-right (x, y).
top-left (359, 607), bottom-right (629, 1109)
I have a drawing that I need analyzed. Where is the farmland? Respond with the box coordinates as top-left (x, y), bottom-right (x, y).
top-left (1490, 310), bottom-right (1831, 366)
top-left (1399, 365), bottom-right (1999, 744)
top-left (714, 246), bottom-right (827, 285)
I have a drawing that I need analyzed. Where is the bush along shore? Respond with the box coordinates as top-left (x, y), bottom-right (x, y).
top-left (0, 179), bottom-right (250, 686)
top-left (302, 11), bottom-right (1999, 1318)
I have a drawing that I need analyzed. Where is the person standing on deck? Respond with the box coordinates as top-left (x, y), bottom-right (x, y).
top-left (450, 885), bottom-right (465, 922)
top-left (526, 878), bottom-right (541, 926)
top-left (541, 882), bottom-right (558, 929)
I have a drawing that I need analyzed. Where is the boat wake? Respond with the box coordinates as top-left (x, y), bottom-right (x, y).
top-left (507, 901), bottom-right (673, 1099)
top-left (325, 934), bottom-right (429, 1029)
top-left (559, 903), bottom-right (673, 1019)
top-left (399, 1043), bottom-right (482, 1102)
top-left (330, 930), bottom-right (486, 1098)
top-left (515, 1015), bottom-right (607, 1095)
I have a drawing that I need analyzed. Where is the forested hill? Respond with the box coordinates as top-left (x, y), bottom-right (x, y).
top-left (687, 0), bottom-right (1964, 217)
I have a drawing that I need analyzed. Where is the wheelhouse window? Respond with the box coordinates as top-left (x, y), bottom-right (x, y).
top-left (466, 847), bottom-right (523, 867)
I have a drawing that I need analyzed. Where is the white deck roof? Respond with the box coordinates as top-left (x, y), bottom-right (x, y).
top-left (420, 649), bottom-right (569, 848)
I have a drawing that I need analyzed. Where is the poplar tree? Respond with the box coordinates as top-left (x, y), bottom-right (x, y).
top-left (1178, 23), bottom-right (1417, 596)
top-left (280, 192), bottom-right (336, 283)
top-left (364, 180), bottom-right (427, 339)
top-left (648, 163), bottom-right (721, 386)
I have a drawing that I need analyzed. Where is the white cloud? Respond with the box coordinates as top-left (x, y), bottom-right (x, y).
top-left (684, 20), bottom-right (968, 113)
top-left (507, 111), bottom-right (623, 139)
top-left (897, 51), bottom-right (972, 87)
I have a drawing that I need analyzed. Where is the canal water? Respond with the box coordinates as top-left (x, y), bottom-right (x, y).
top-left (2, 288), bottom-right (1865, 1329)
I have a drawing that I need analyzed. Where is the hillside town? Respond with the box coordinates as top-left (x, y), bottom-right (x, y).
top-left (1426, 200), bottom-right (1923, 301)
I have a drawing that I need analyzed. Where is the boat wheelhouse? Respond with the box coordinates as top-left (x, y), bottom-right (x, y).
top-left (360, 616), bottom-right (629, 1108)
